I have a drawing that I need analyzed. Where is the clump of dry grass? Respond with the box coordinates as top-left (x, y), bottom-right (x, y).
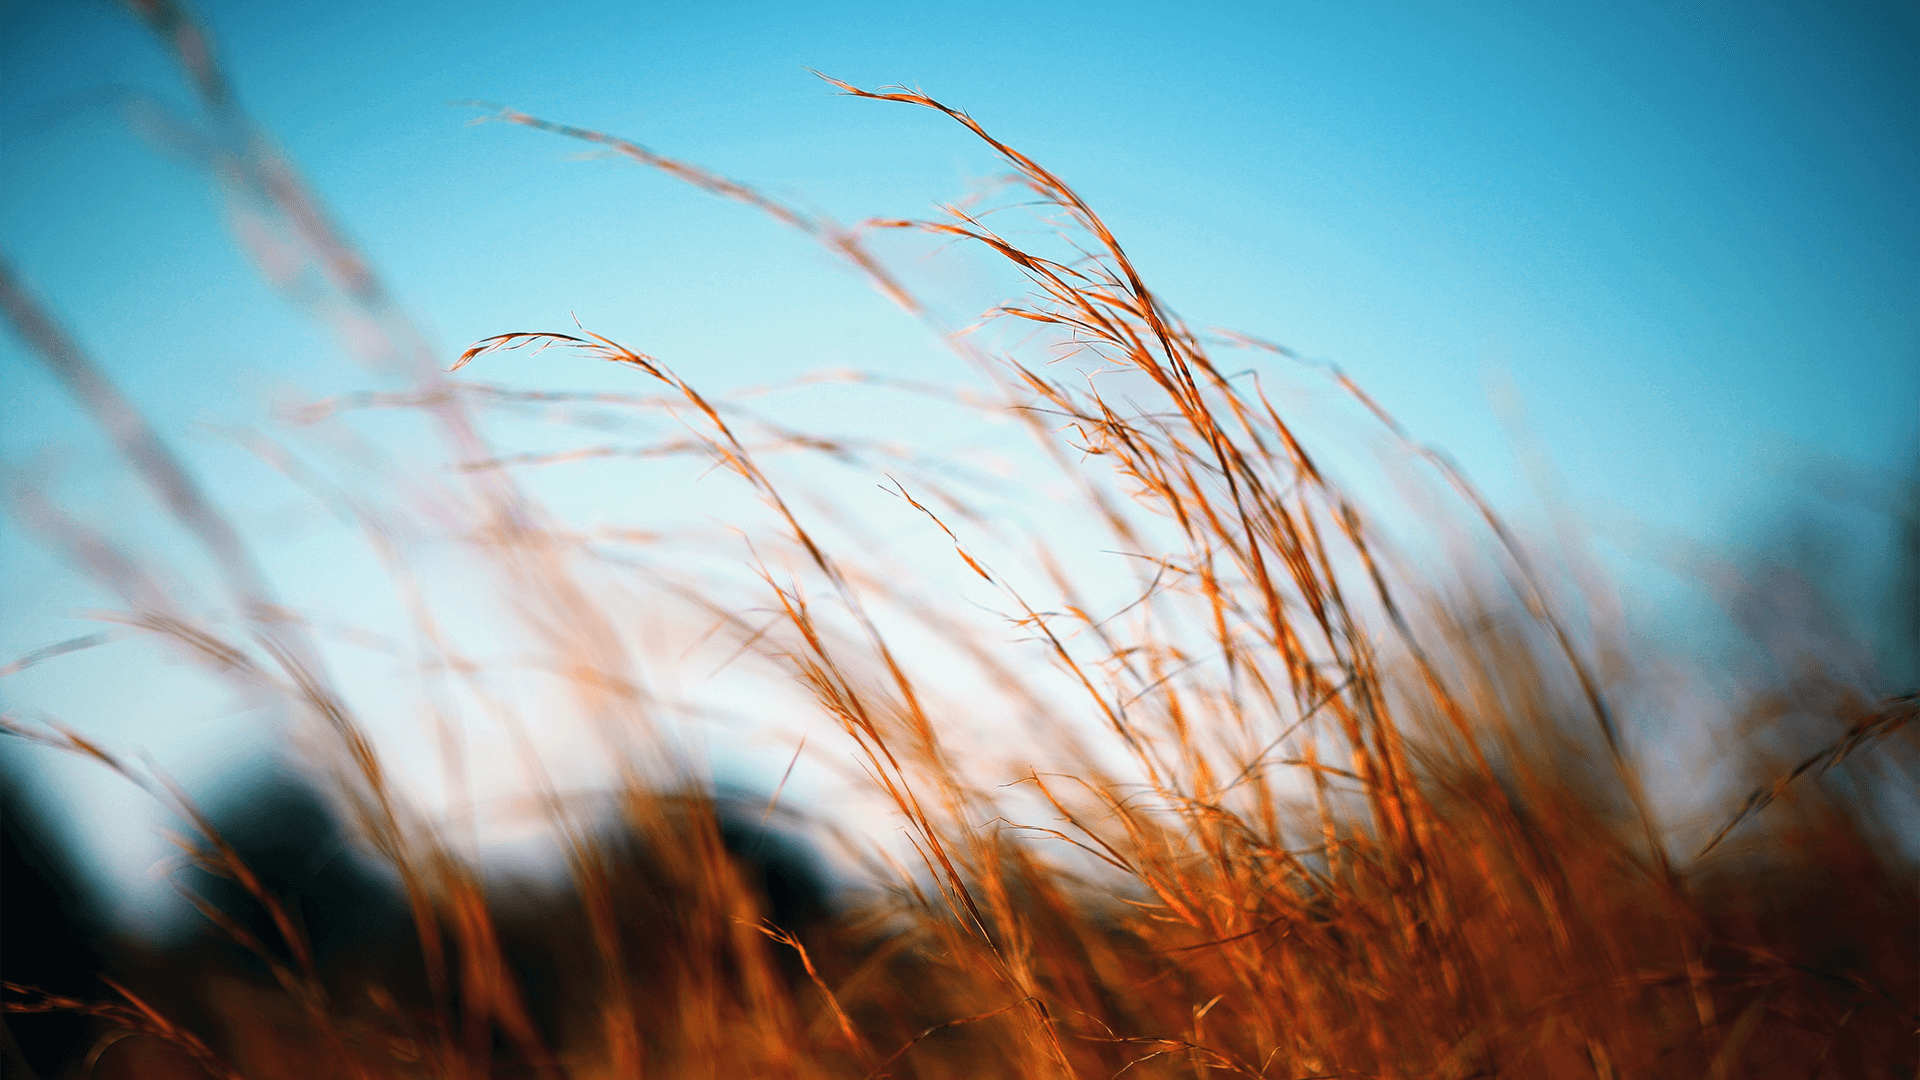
top-left (3, 5), bottom-right (1915, 1078)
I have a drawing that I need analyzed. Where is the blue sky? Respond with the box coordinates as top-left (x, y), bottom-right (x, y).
top-left (4, 0), bottom-right (1910, 537)
top-left (3, 0), bottom-right (1915, 911)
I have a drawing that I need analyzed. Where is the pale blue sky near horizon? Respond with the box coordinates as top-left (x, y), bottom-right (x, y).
top-left (2, 0), bottom-right (1916, 910)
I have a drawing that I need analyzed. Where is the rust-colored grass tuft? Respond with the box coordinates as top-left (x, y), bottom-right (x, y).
top-left (2, 7), bottom-right (1914, 1079)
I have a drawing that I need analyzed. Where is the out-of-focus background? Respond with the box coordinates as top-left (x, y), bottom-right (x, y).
top-left (3, 0), bottom-right (1915, 925)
